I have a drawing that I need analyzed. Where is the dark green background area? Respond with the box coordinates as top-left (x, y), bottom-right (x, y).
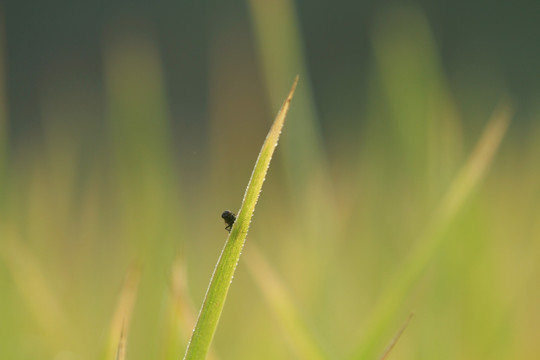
top-left (4, 0), bottom-right (540, 138)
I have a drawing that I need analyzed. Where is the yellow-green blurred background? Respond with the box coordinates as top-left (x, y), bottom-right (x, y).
top-left (1, 1), bottom-right (539, 359)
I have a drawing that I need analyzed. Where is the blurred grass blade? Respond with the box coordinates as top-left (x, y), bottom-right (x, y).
top-left (161, 258), bottom-right (219, 360)
top-left (245, 245), bottom-right (328, 360)
top-left (163, 258), bottom-right (198, 360)
top-left (248, 0), bottom-right (339, 314)
top-left (428, 102), bottom-right (511, 231)
top-left (0, 232), bottom-right (69, 348)
top-left (351, 102), bottom-right (511, 359)
top-left (378, 312), bottom-right (414, 360)
top-left (116, 322), bottom-right (127, 360)
top-left (183, 77), bottom-right (298, 360)
top-left (102, 265), bottom-right (141, 360)
top-left (247, 0), bottom-right (336, 237)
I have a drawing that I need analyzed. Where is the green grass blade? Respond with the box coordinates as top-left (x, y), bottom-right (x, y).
top-left (183, 77), bottom-right (299, 360)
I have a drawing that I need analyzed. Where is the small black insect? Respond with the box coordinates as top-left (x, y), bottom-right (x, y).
top-left (221, 210), bottom-right (236, 232)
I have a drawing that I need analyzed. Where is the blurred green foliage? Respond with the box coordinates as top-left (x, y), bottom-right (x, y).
top-left (1, 2), bottom-right (540, 360)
